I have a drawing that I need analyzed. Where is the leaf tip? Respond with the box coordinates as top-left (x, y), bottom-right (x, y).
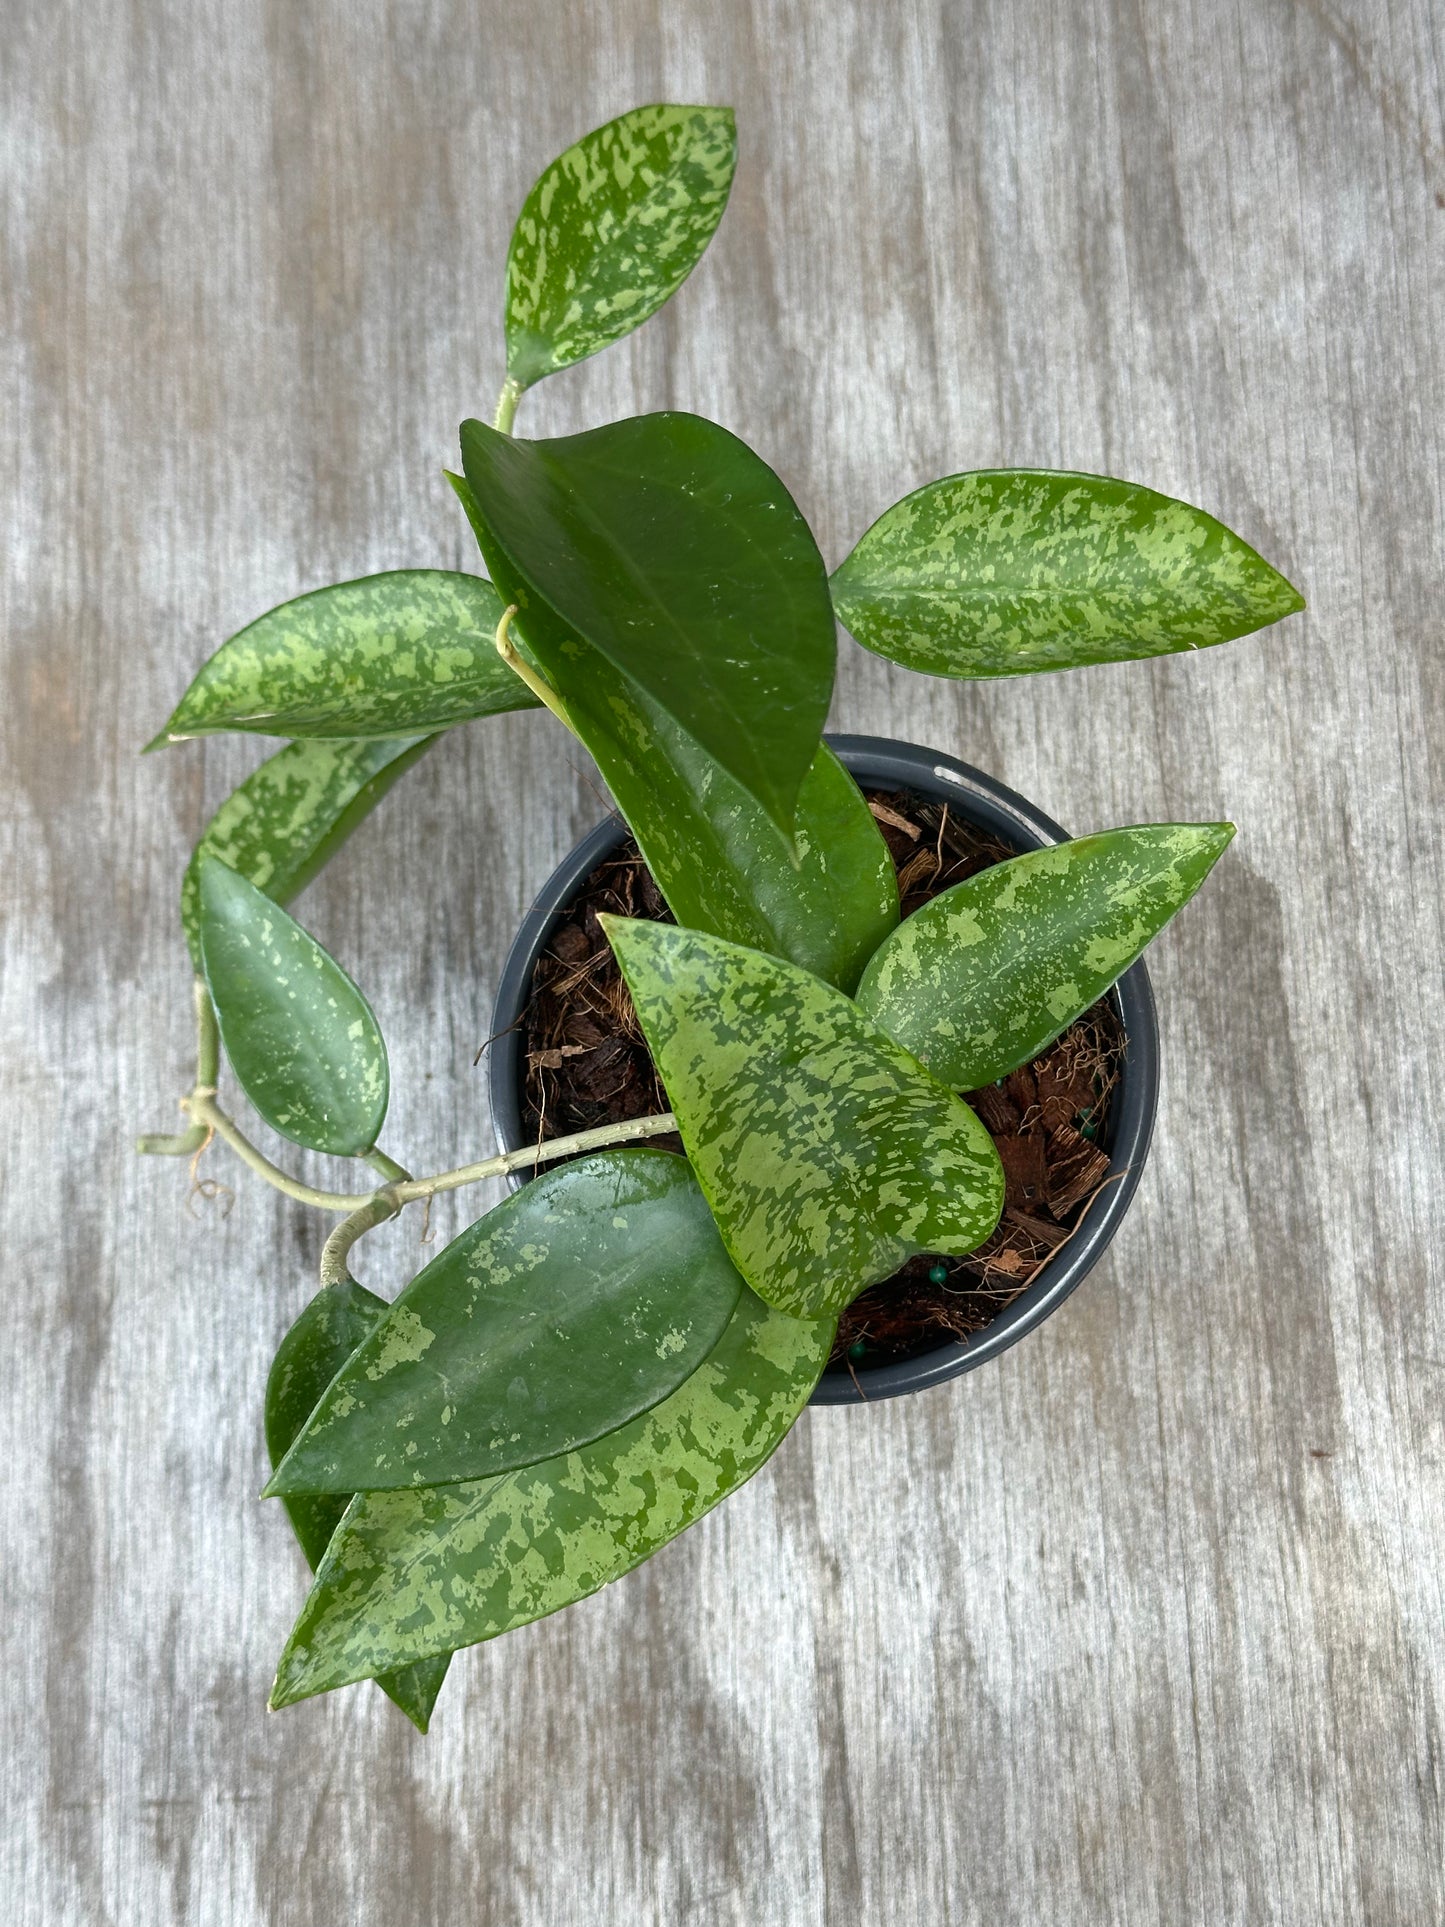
top-left (596, 910), bottom-right (653, 956)
top-left (1199, 820), bottom-right (1236, 861)
top-left (267, 1666), bottom-right (306, 1713)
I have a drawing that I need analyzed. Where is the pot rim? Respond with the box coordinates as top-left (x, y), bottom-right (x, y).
top-left (487, 735), bottom-right (1160, 1406)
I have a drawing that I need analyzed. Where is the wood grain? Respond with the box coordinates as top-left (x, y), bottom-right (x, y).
top-left (3, 1), bottom-right (1442, 1920)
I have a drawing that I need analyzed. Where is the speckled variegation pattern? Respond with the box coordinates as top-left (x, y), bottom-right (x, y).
top-left (857, 823), bottom-right (1234, 1089)
top-left (179, 736), bottom-right (433, 968)
top-left (269, 1283), bottom-right (832, 1706)
top-left (151, 570), bottom-right (536, 743)
top-left (267, 1152), bottom-right (745, 1496)
top-left (603, 917), bottom-right (1004, 1320)
top-left (197, 857), bottom-right (388, 1156)
top-left (505, 105), bottom-right (736, 387)
top-left (830, 468), bottom-right (1305, 677)
top-left (265, 1282), bottom-right (450, 1733)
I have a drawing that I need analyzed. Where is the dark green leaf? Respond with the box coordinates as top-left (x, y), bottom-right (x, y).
top-left (147, 571), bottom-right (537, 746)
top-left (270, 1279), bottom-right (833, 1708)
top-left (857, 823), bottom-right (1234, 1088)
top-left (459, 413), bottom-right (834, 846)
top-left (603, 918), bottom-right (1004, 1320)
top-left (625, 738), bottom-right (896, 995)
top-left (505, 104), bottom-right (737, 389)
top-left (450, 470), bottom-right (892, 988)
top-left (265, 1283), bottom-right (450, 1731)
top-left (198, 856), bottom-right (387, 1156)
top-left (266, 1150), bottom-right (744, 1494)
top-left (180, 736), bottom-right (435, 969)
top-left (830, 469), bottom-right (1305, 678)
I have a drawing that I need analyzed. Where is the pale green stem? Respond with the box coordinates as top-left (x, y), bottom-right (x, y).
top-left (364, 1148), bottom-right (411, 1185)
top-left (136, 978), bottom-right (221, 1157)
top-left (185, 1090), bottom-right (364, 1212)
top-left (319, 1191), bottom-right (401, 1287)
top-left (493, 376), bottom-right (523, 435)
top-left (149, 1064), bottom-right (675, 1219)
top-left (390, 1108), bottom-right (678, 1206)
top-left (141, 973), bottom-right (676, 1264)
top-left (315, 1109), bottom-right (680, 1284)
top-left (495, 604), bottom-right (578, 736)
top-left (194, 976), bottom-right (220, 1085)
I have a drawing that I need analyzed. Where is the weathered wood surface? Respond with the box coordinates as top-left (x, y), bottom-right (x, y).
top-left (3, 1), bottom-right (1442, 1920)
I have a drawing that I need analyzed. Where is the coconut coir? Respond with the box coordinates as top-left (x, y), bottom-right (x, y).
top-left (513, 789), bottom-right (1123, 1376)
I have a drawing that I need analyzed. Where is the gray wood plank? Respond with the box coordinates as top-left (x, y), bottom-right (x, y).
top-left (2, 0), bottom-right (1441, 1920)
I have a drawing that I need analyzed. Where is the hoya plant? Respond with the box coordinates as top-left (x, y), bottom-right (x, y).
top-left (140, 105), bottom-right (1303, 1728)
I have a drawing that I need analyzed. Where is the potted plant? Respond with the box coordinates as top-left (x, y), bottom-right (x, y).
top-left (486, 735), bottom-right (1166, 1405)
top-left (140, 104), bottom-right (1303, 1729)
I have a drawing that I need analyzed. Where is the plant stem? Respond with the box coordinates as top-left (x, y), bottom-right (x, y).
top-left (494, 604), bottom-right (576, 735)
top-left (391, 1108), bottom-right (679, 1205)
top-left (194, 976), bottom-right (220, 1084)
top-left (320, 1190), bottom-right (401, 1287)
top-left (151, 1069), bottom-right (677, 1219)
top-left (364, 1148), bottom-right (411, 1185)
top-left (136, 978), bottom-right (221, 1157)
top-left (142, 975), bottom-right (677, 1262)
top-left (315, 1109), bottom-right (680, 1284)
top-left (493, 376), bottom-right (523, 435)
top-left (185, 1090), bottom-right (365, 1211)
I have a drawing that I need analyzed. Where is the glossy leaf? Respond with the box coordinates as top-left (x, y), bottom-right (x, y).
top-left (459, 413), bottom-right (834, 846)
top-left (830, 469), bottom-right (1306, 678)
top-left (180, 736), bottom-right (434, 969)
top-left (857, 823), bottom-right (1234, 1088)
top-left (265, 1283), bottom-right (451, 1731)
top-left (505, 104), bottom-right (737, 389)
top-left (270, 1280), bottom-right (833, 1707)
top-left (147, 571), bottom-right (538, 745)
top-left (451, 470), bottom-right (892, 987)
top-left (198, 857), bottom-right (388, 1156)
top-left (603, 918), bottom-right (1004, 1319)
top-left (266, 1151), bottom-right (744, 1494)
top-left (623, 737), bottom-right (897, 994)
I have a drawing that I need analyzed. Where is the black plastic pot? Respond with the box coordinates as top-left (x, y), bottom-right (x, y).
top-left (489, 736), bottom-right (1160, 1406)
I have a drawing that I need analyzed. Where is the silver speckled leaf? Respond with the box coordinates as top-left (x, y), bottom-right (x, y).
top-left (450, 470), bottom-right (893, 990)
top-left (148, 571), bottom-right (537, 744)
top-left (505, 104), bottom-right (737, 388)
top-left (270, 1280), bottom-right (832, 1707)
top-left (180, 735), bottom-right (435, 969)
top-left (856, 823), bottom-right (1234, 1089)
top-left (830, 469), bottom-right (1305, 677)
top-left (265, 1151), bottom-right (745, 1494)
top-left (198, 857), bottom-right (388, 1156)
top-left (602, 918), bottom-right (1005, 1320)
top-left (265, 1282), bottom-right (451, 1732)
